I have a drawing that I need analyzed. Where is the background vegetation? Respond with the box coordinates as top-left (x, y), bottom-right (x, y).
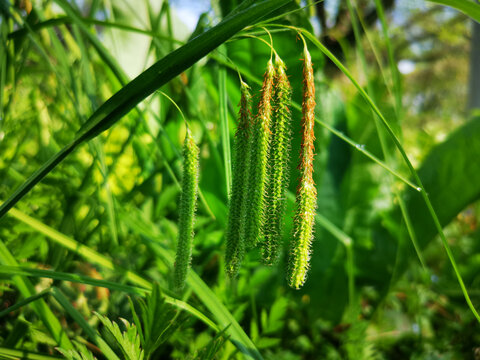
top-left (1, 0), bottom-right (479, 359)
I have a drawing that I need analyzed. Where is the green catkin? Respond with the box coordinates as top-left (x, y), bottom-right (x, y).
top-left (174, 128), bottom-right (200, 291)
top-left (225, 82), bottom-right (253, 277)
top-left (287, 45), bottom-right (317, 289)
top-left (243, 59), bottom-right (275, 248)
top-left (262, 54), bottom-right (292, 264)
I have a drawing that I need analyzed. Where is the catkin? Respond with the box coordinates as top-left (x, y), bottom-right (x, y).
top-left (174, 128), bottom-right (200, 291)
top-left (225, 82), bottom-right (252, 277)
top-left (243, 59), bottom-right (275, 248)
top-left (287, 45), bottom-right (317, 289)
top-left (262, 54), bottom-right (292, 265)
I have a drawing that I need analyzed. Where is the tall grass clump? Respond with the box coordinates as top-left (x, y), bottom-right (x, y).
top-left (225, 81), bottom-right (253, 277)
top-left (174, 128), bottom-right (200, 291)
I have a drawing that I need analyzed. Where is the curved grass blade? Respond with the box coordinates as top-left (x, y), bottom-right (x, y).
top-left (219, 59), bottom-right (232, 197)
top-left (4, 208), bottom-right (217, 331)
top-left (0, 0), bottom-right (293, 219)
top-left (8, 207), bottom-right (262, 359)
top-left (7, 16), bottom-right (185, 43)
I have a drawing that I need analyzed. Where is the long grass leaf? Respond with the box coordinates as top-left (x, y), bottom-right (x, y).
top-left (0, 289), bottom-right (51, 318)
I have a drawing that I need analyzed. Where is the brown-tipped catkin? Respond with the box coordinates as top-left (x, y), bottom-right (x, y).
top-left (174, 128), bottom-right (200, 291)
top-left (225, 82), bottom-right (252, 277)
top-left (287, 45), bottom-right (317, 289)
top-left (243, 59), bottom-right (275, 248)
top-left (262, 54), bottom-right (292, 265)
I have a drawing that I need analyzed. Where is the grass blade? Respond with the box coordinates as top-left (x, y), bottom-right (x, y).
top-left (0, 266), bottom-right (147, 296)
top-left (297, 28), bottom-right (480, 323)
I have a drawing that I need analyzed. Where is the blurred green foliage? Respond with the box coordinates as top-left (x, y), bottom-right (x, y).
top-left (0, 0), bottom-right (479, 359)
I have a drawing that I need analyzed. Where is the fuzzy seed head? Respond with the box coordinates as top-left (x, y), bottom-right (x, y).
top-left (225, 82), bottom-right (252, 277)
top-left (174, 128), bottom-right (200, 291)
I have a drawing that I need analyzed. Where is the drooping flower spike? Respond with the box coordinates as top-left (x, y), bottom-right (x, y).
top-left (287, 43), bottom-right (317, 289)
top-left (243, 59), bottom-right (276, 249)
top-left (225, 81), bottom-right (253, 277)
top-left (174, 128), bottom-right (200, 291)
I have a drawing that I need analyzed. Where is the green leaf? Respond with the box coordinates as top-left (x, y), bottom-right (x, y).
top-left (406, 116), bottom-right (480, 251)
top-left (358, 116), bottom-right (480, 312)
top-left (96, 313), bottom-right (144, 360)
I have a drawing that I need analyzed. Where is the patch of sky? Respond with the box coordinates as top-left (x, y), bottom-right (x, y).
top-left (170, 0), bottom-right (211, 31)
top-left (398, 60), bottom-right (415, 75)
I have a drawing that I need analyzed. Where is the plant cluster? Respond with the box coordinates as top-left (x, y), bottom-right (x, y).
top-left (222, 44), bottom-right (317, 288)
